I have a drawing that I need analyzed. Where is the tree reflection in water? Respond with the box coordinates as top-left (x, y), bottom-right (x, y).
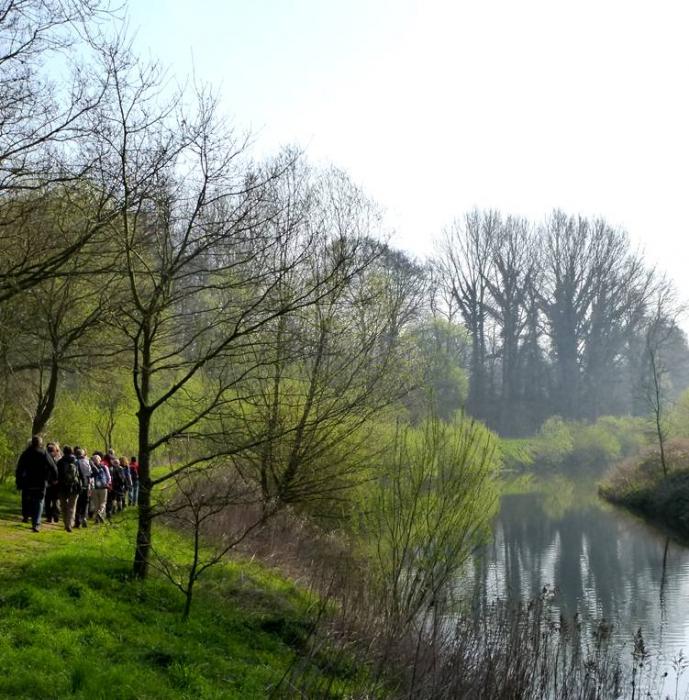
top-left (469, 477), bottom-right (689, 675)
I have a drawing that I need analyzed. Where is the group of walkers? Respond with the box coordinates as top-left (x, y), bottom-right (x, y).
top-left (15, 435), bottom-right (140, 532)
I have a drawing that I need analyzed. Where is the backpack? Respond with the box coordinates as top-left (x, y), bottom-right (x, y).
top-left (93, 464), bottom-right (108, 489)
top-left (62, 459), bottom-right (81, 495)
top-left (111, 465), bottom-right (125, 493)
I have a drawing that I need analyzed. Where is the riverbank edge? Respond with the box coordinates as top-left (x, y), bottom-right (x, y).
top-left (598, 445), bottom-right (689, 540)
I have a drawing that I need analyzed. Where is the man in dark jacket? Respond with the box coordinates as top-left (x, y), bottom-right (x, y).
top-left (15, 436), bottom-right (58, 532)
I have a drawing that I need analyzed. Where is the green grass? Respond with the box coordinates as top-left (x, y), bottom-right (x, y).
top-left (0, 483), bottom-right (371, 699)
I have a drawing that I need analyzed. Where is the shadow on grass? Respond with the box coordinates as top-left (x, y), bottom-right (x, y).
top-left (0, 483), bottom-right (22, 522)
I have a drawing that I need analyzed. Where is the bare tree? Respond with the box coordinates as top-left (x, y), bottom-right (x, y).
top-left (0, 0), bottom-right (119, 300)
top-left (581, 222), bottom-right (655, 418)
top-left (537, 211), bottom-right (599, 419)
top-left (435, 210), bottom-right (498, 422)
top-left (434, 208), bottom-right (667, 432)
top-left (89, 44), bottom-right (392, 578)
top-left (4, 252), bottom-right (117, 434)
top-left (483, 216), bottom-right (535, 434)
top-left (151, 464), bottom-right (271, 620)
top-left (643, 280), bottom-right (683, 478)
top-left (235, 224), bottom-right (420, 513)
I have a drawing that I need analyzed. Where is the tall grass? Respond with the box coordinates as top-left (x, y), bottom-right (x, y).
top-left (232, 509), bottom-right (689, 699)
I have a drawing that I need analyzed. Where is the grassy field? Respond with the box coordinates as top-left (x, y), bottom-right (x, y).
top-left (0, 483), bottom-right (368, 699)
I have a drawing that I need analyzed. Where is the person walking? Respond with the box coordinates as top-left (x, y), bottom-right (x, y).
top-left (74, 447), bottom-right (93, 529)
top-left (107, 458), bottom-right (126, 517)
top-left (90, 454), bottom-right (110, 524)
top-left (119, 457), bottom-right (132, 511)
top-left (56, 446), bottom-right (81, 532)
top-left (44, 442), bottom-right (62, 523)
top-left (128, 455), bottom-right (139, 506)
top-left (15, 436), bottom-right (58, 532)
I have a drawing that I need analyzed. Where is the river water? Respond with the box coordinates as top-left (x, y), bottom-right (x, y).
top-left (469, 475), bottom-right (689, 691)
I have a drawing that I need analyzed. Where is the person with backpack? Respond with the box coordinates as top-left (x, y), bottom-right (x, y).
top-left (56, 445), bottom-right (81, 532)
top-left (44, 442), bottom-right (62, 523)
top-left (15, 436), bottom-right (58, 532)
top-left (107, 458), bottom-right (126, 517)
top-left (73, 447), bottom-right (93, 529)
top-left (90, 453), bottom-right (110, 524)
top-left (128, 455), bottom-right (139, 506)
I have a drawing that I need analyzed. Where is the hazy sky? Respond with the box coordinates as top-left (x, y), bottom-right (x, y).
top-left (129, 0), bottom-right (689, 298)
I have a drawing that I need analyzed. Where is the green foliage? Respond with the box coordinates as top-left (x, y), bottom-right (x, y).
top-left (404, 318), bottom-right (470, 421)
top-left (667, 388), bottom-right (689, 439)
top-left (499, 438), bottom-right (534, 470)
top-left (361, 414), bottom-right (499, 625)
top-left (0, 380), bottom-right (32, 481)
top-left (0, 430), bottom-right (16, 482)
top-left (48, 369), bottom-right (139, 452)
top-left (536, 416), bottom-right (575, 467)
top-left (594, 416), bottom-right (648, 456)
top-left (571, 422), bottom-right (621, 467)
top-left (504, 415), bottom-right (649, 473)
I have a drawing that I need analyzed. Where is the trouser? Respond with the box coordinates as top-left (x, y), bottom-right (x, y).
top-left (75, 489), bottom-right (90, 526)
top-left (129, 481), bottom-right (139, 506)
top-left (44, 484), bottom-right (60, 522)
top-left (106, 489), bottom-right (116, 517)
top-left (91, 489), bottom-right (107, 522)
top-left (59, 493), bottom-right (79, 530)
top-left (25, 488), bottom-right (45, 529)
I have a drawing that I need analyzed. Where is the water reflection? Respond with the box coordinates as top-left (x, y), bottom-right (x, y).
top-left (470, 477), bottom-right (689, 664)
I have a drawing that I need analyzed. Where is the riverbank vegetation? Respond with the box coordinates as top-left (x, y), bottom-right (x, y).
top-left (501, 414), bottom-right (650, 473)
top-left (599, 387), bottom-right (689, 536)
top-left (600, 438), bottom-right (689, 538)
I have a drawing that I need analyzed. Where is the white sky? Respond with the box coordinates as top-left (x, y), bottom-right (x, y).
top-left (129, 0), bottom-right (689, 300)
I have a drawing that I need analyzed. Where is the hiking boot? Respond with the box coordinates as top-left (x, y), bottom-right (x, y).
top-left (31, 526), bottom-right (40, 532)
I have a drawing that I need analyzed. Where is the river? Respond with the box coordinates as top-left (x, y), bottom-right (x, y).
top-left (469, 475), bottom-right (689, 694)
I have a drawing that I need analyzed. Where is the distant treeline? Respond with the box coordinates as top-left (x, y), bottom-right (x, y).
top-left (433, 210), bottom-right (689, 436)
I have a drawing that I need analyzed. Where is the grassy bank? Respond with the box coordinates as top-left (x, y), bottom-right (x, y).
top-left (599, 439), bottom-right (689, 538)
top-left (0, 483), bottom-right (370, 699)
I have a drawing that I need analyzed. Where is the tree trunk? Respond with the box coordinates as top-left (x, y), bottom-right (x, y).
top-left (182, 528), bottom-right (201, 621)
top-left (133, 407), bottom-right (152, 579)
top-left (32, 357), bottom-right (59, 435)
top-left (467, 317), bottom-right (487, 421)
